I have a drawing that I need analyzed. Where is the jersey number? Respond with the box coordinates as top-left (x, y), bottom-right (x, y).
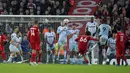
top-left (120, 36), bottom-right (124, 42)
top-left (31, 30), bottom-right (35, 36)
top-left (80, 37), bottom-right (87, 42)
top-left (102, 27), bottom-right (106, 32)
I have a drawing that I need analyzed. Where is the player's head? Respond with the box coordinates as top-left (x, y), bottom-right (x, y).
top-left (23, 35), bottom-right (27, 40)
top-left (86, 31), bottom-right (91, 36)
top-left (48, 27), bottom-right (51, 32)
top-left (112, 30), bottom-right (116, 38)
top-left (14, 26), bottom-right (19, 34)
top-left (116, 26), bottom-right (121, 32)
top-left (34, 20), bottom-right (38, 27)
top-left (90, 17), bottom-right (94, 22)
top-left (72, 23), bottom-right (76, 29)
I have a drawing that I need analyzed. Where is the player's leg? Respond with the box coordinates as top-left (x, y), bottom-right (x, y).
top-left (37, 50), bottom-right (42, 64)
top-left (46, 44), bottom-right (50, 63)
top-left (67, 43), bottom-right (72, 63)
top-left (1, 51), bottom-right (6, 63)
top-left (0, 47), bottom-right (6, 63)
top-left (120, 51), bottom-right (128, 66)
top-left (116, 50), bottom-right (121, 66)
top-left (50, 44), bottom-right (56, 64)
top-left (72, 44), bottom-right (78, 64)
top-left (30, 43), bottom-right (37, 65)
top-left (57, 41), bottom-right (62, 60)
top-left (99, 35), bottom-right (108, 64)
top-left (63, 42), bottom-right (67, 63)
top-left (7, 45), bottom-right (18, 63)
top-left (37, 44), bottom-right (42, 64)
top-left (52, 48), bottom-right (56, 64)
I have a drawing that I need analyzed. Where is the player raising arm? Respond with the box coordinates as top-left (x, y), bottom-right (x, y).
top-left (56, 19), bottom-right (69, 63)
top-left (75, 31), bottom-right (98, 64)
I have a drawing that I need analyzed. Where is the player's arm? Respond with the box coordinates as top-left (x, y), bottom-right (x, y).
top-left (27, 31), bottom-right (30, 42)
top-left (52, 32), bottom-right (56, 44)
top-left (89, 36), bottom-right (98, 41)
top-left (10, 38), bottom-right (19, 48)
top-left (93, 22), bottom-right (98, 36)
top-left (44, 33), bottom-right (51, 45)
top-left (85, 22), bottom-right (88, 32)
top-left (75, 36), bottom-right (80, 42)
top-left (109, 26), bottom-right (112, 36)
top-left (57, 27), bottom-right (64, 34)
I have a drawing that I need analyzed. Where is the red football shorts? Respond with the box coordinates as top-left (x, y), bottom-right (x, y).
top-left (31, 43), bottom-right (41, 51)
top-left (116, 48), bottom-right (125, 57)
top-left (0, 46), bottom-right (4, 51)
top-left (78, 48), bottom-right (87, 55)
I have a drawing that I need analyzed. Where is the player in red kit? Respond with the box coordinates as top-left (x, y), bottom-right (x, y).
top-left (28, 21), bottom-right (42, 66)
top-left (75, 31), bottom-right (98, 64)
top-left (0, 31), bottom-right (7, 63)
top-left (116, 26), bottom-right (128, 66)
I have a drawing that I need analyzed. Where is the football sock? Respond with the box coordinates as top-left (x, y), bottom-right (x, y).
top-left (1, 51), bottom-right (6, 61)
top-left (46, 53), bottom-right (50, 63)
top-left (116, 57), bottom-right (120, 65)
top-left (64, 50), bottom-right (67, 60)
top-left (30, 52), bottom-right (36, 62)
top-left (7, 54), bottom-right (14, 62)
top-left (121, 55), bottom-right (127, 63)
top-left (57, 51), bottom-right (60, 60)
top-left (38, 53), bottom-right (42, 62)
top-left (52, 54), bottom-right (55, 63)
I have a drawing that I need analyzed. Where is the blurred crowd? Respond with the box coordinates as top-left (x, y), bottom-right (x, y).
top-left (0, 0), bottom-right (71, 15)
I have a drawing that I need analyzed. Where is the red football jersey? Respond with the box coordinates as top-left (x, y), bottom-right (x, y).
top-left (116, 32), bottom-right (127, 50)
top-left (28, 25), bottom-right (40, 44)
top-left (0, 34), bottom-right (6, 48)
top-left (75, 35), bottom-right (97, 51)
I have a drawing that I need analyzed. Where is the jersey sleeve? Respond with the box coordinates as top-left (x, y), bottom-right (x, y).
top-left (27, 31), bottom-right (30, 42)
top-left (86, 22), bottom-right (89, 28)
top-left (57, 26), bottom-right (61, 34)
top-left (89, 36), bottom-right (98, 41)
top-left (2, 35), bottom-right (7, 41)
top-left (75, 36), bottom-right (80, 42)
top-left (44, 33), bottom-right (47, 39)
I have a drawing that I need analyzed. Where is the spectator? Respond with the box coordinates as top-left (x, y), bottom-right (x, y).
top-left (5, 23), bottom-right (13, 34)
top-left (27, 0), bottom-right (36, 9)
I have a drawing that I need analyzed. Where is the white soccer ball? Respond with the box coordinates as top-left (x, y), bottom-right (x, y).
top-left (63, 19), bottom-right (69, 23)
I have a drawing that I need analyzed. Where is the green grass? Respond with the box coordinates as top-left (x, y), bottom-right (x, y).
top-left (0, 64), bottom-right (130, 73)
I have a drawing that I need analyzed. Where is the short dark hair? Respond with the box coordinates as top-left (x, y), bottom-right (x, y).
top-left (86, 31), bottom-right (91, 35)
top-left (34, 20), bottom-right (38, 24)
top-left (116, 26), bottom-right (121, 31)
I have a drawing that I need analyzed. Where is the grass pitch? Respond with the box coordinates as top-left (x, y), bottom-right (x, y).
top-left (0, 64), bottom-right (130, 73)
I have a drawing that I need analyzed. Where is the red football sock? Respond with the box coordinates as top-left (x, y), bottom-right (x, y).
top-left (121, 55), bottom-right (127, 63)
top-left (85, 60), bottom-right (88, 63)
top-left (37, 53), bottom-right (42, 62)
top-left (30, 52), bottom-right (36, 62)
top-left (116, 57), bottom-right (120, 65)
top-left (2, 51), bottom-right (6, 60)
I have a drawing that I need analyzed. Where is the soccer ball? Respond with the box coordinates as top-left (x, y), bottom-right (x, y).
top-left (63, 19), bottom-right (69, 23)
